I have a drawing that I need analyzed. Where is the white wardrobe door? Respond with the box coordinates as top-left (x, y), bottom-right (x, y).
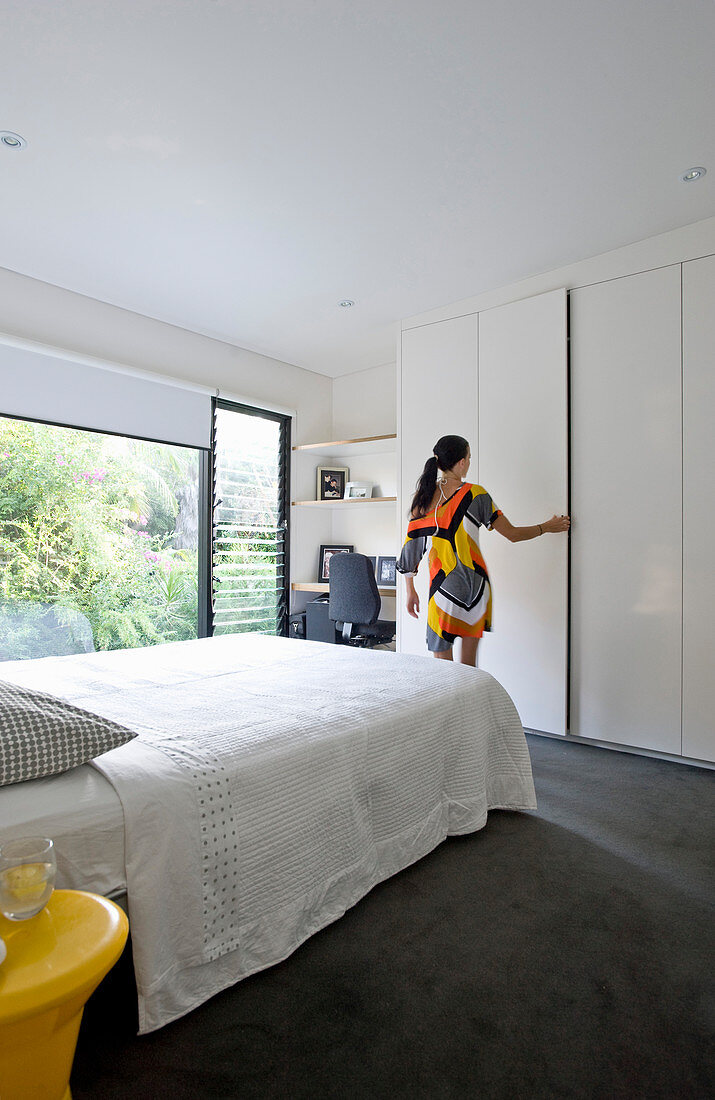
top-left (398, 315), bottom-right (478, 655)
top-left (477, 288), bottom-right (568, 734)
top-left (682, 255), bottom-right (715, 764)
top-left (570, 265), bottom-right (682, 755)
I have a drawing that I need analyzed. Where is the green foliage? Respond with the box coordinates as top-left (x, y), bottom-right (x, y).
top-left (211, 412), bottom-right (283, 637)
top-left (0, 418), bottom-right (199, 659)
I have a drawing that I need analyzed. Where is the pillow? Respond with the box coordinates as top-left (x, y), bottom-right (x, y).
top-left (0, 679), bottom-right (137, 786)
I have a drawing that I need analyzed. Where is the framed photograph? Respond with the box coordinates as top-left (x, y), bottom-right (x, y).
top-left (344, 481), bottom-right (373, 500)
top-left (317, 466), bottom-right (349, 501)
top-left (377, 555), bottom-right (397, 586)
top-left (318, 544), bottom-right (353, 582)
top-left (366, 555), bottom-right (376, 573)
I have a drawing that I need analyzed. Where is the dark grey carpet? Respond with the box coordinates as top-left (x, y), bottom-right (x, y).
top-left (72, 735), bottom-right (715, 1099)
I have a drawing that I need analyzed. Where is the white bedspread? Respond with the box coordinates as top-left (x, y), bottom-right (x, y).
top-left (2, 634), bottom-right (535, 1032)
top-left (0, 763), bottom-right (125, 897)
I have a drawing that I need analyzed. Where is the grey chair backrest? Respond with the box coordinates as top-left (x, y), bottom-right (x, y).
top-left (328, 553), bottom-right (381, 626)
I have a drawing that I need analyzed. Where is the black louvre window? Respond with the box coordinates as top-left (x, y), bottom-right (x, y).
top-left (211, 400), bottom-right (290, 637)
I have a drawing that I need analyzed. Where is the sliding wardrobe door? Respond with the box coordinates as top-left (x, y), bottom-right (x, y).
top-left (477, 289), bottom-right (568, 734)
top-left (682, 255), bottom-right (715, 764)
top-left (570, 266), bottom-right (682, 754)
top-left (399, 315), bottom-right (478, 655)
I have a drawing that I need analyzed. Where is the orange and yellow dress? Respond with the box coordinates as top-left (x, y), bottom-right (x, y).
top-left (396, 482), bottom-right (502, 652)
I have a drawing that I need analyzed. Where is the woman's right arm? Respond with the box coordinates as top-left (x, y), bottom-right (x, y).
top-left (492, 513), bottom-right (570, 542)
top-left (404, 576), bottom-right (420, 619)
top-left (396, 526), bottom-right (427, 617)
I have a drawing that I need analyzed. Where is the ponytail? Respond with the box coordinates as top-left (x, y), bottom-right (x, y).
top-left (409, 434), bottom-right (470, 517)
top-left (409, 455), bottom-right (439, 518)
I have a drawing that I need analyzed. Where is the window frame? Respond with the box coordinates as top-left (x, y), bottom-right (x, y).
top-left (208, 398), bottom-right (291, 639)
top-left (0, 397), bottom-right (292, 652)
top-left (0, 409), bottom-right (211, 647)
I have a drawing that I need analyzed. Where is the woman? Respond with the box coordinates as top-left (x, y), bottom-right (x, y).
top-left (396, 435), bottom-right (570, 665)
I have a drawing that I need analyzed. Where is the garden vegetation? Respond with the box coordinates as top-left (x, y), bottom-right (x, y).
top-left (0, 417), bottom-right (199, 660)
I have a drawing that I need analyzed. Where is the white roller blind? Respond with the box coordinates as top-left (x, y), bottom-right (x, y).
top-left (0, 339), bottom-right (211, 449)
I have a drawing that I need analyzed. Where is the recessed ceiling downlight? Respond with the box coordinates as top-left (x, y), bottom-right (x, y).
top-left (0, 132), bottom-right (27, 149)
top-left (680, 166), bottom-right (706, 182)
top-left (338, 299), bottom-right (355, 308)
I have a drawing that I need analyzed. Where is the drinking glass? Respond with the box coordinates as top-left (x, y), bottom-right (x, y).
top-left (0, 836), bottom-right (57, 920)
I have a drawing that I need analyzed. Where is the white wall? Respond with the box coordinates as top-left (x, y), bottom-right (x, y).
top-left (331, 362), bottom-right (396, 440)
top-left (0, 266), bottom-right (332, 439)
top-left (0, 264), bottom-right (333, 595)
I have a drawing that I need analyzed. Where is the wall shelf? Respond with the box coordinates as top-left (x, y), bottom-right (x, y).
top-left (292, 496), bottom-right (396, 508)
top-left (292, 433), bottom-right (396, 458)
top-left (292, 582), bottom-right (396, 597)
top-left (291, 430), bottom-right (399, 625)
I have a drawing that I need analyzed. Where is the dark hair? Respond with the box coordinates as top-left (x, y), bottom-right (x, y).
top-left (409, 435), bottom-right (469, 517)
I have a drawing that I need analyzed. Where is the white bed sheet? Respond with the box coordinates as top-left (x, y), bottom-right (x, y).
top-left (1, 634), bottom-right (536, 1033)
top-left (0, 762), bottom-right (125, 898)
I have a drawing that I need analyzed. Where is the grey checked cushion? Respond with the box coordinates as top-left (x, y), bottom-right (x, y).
top-left (0, 679), bottom-right (137, 786)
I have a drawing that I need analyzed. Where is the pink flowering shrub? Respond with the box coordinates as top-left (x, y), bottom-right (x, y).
top-left (79, 468), bottom-right (106, 484)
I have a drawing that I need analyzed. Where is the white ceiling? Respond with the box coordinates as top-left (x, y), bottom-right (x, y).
top-left (2, 1), bottom-right (713, 378)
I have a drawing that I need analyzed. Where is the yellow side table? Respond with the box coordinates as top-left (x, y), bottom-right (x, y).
top-left (0, 889), bottom-right (129, 1100)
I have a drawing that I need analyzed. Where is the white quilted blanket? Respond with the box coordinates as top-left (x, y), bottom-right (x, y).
top-left (4, 634), bottom-right (535, 1032)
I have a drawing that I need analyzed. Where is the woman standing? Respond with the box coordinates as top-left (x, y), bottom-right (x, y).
top-left (396, 435), bottom-right (570, 665)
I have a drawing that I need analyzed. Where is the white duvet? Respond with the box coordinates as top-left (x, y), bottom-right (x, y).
top-left (3, 634), bottom-right (535, 1032)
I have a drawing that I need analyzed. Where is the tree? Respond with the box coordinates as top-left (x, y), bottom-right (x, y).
top-left (0, 418), bottom-right (199, 658)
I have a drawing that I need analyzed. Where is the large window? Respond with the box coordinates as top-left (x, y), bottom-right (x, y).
top-left (212, 401), bottom-right (290, 638)
top-left (0, 416), bottom-right (202, 660)
top-left (0, 398), bottom-right (291, 660)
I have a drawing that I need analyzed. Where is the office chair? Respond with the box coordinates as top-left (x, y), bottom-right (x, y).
top-left (328, 553), bottom-right (396, 647)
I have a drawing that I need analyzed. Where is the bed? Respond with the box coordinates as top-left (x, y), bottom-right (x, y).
top-left (0, 633), bottom-right (536, 1032)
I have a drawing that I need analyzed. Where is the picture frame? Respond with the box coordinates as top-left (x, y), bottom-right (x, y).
top-left (317, 466), bottom-right (349, 501)
top-left (376, 555), bottom-right (397, 587)
top-left (344, 481), bottom-right (373, 500)
top-left (318, 544), bottom-right (353, 582)
top-left (366, 555), bottom-right (376, 573)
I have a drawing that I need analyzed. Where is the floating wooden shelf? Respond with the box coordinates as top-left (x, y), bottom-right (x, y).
top-left (292, 582), bottom-right (396, 596)
top-left (292, 496), bottom-right (396, 507)
top-left (292, 433), bottom-right (396, 458)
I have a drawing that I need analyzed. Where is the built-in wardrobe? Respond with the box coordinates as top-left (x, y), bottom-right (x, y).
top-left (398, 249), bottom-right (715, 767)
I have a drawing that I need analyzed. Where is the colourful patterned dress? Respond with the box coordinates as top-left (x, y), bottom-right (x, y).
top-left (396, 483), bottom-right (502, 652)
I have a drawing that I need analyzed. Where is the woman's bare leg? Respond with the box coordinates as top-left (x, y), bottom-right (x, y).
top-left (458, 637), bottom-right (479, 666)
top-left (434, 648), bottom-right (453, 661)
